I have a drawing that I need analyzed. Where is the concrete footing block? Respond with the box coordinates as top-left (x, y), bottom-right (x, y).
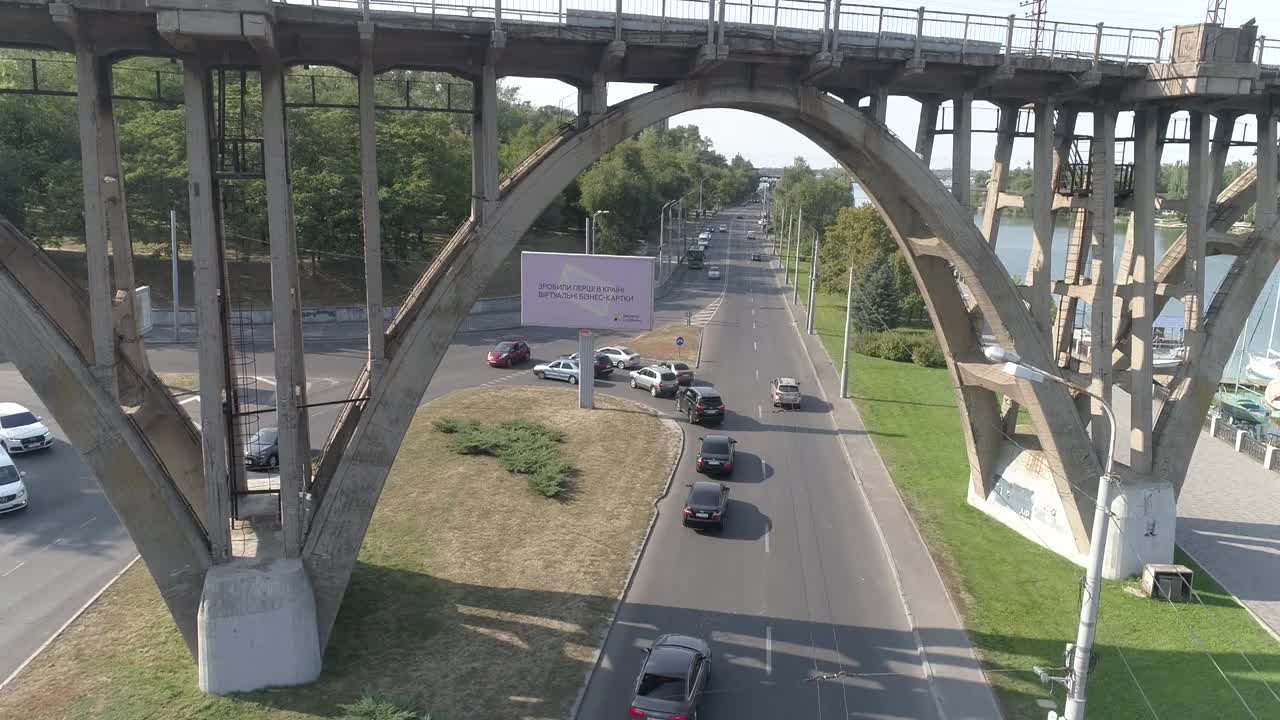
top-left (197, 557), bottom-right (322, 694)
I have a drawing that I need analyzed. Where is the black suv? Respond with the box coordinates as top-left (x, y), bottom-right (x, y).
top-left (676, 386), bottom-right (725, 425)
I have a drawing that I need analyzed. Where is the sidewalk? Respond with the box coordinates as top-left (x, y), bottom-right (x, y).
top-left (785, 290), bottom-right (1003, 719)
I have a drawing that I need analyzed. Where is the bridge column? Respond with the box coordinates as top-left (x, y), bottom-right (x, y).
top-left (73, 44), bottom-right (118, 399)
top-left (472, 63), bottom-right (499, 224)
top-left (1026, 102), bottom-right (1055, 338)
top-left (359, 22), bottom-right (386, 382)
top-left (1258, 108), bottom-right (1278, 229)
top-left (1208, 112), bottom-right (1240, 200)
top-left (951, 92), bottom-right (973, 209)
top-left (981, 102), bottom-right (1019, 247)
top-left (576, 73), bottom-right (607, 130)
top-left (1184, 111), bottom-right (1210, 358)
top-left (181, 57), bottom-right (233, 563)
top-left (914, 97), bottom-right (939, 164)
top-left (1087, 108), bottom-right (1116, 462)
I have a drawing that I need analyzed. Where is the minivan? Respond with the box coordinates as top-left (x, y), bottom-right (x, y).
top-left (0, 448), bottom-right (29, 514)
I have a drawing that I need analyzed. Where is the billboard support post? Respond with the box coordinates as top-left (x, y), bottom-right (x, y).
top-left (578, 329), bottom-right (594, 409)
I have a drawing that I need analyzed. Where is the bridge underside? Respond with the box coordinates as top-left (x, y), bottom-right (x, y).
top-left (1, 0), bottom-right (1279, 692)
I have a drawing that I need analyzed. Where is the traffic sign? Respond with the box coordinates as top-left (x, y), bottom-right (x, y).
top-left (676, 336), bottom-right (685, 347)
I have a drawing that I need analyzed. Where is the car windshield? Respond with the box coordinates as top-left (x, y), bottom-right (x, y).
top-left (616, 347), bottom-right (634, 356)
top-left (780, 385), bottom-right (799, 393)
top-left (0, 412), bottom-right (38, 429)
top-left (699, 394), bottom-right (723, 408)
top-left (690, 485), bottom-right (722, 505)
top-left (672, 363), bottom-right (689, 371)
top-left (494, 342), bottom-right (516, 351)
top-left (702, 437), bottom-right (730, 454)
top-left (0, 465), bottom-right (19, 485)
top-left (660, 372), bottom-right (677, 381)
top-left (637, 673), bottom-right (686, 700)
top-left (250, 429), bottom-right (278, 444)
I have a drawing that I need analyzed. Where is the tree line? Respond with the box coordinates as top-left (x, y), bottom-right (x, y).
top-left (0, 52), bottom-right (753, 266)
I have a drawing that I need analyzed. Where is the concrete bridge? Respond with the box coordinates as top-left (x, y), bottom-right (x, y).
top-left (1, 0), bottom-right (1279, 693)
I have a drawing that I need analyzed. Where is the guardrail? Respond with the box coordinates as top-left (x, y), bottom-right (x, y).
top-left (1260, 37), bottom-right (1280, 67)
top-left (281, 0), bottom-right (1175, 65)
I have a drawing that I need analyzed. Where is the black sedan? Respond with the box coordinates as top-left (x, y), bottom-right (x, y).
top-left (696, 435), bottom-right (736, 475)
top-left (244, 427), bottom-right (279, 469)
top-left (629, 634), bottom-right (711, 720)
top-left (682, 480), bottom-right (728, 530)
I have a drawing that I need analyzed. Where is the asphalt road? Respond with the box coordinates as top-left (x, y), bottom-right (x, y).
top-left (0, 222), bottom-right (735, 684)
top-left (575, 211), bottom-right (942, 718)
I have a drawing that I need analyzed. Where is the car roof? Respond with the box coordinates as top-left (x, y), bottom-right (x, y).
top-left (691, 386), bottom-right (719, 397)
top-left (775, 377), bottom-right (799, 385)
top-left (645, 644), bottom-right (696, 675)
top-left (0, 402), bottom-right (32, 415)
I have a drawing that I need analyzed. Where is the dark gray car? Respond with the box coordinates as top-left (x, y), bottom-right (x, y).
top-left (244, 428), bottom-right (279, 469)
top-left (696, 435), bottom-right (736, 475)
top-left (629, 634), bottom-right (712, 719)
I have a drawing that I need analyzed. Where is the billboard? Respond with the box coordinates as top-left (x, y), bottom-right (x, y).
top-left (521, 252), bottom-right (655, 331)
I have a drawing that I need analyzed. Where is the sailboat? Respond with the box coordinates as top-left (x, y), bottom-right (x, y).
top-left (1246, 274), bottom-right (1280, 385)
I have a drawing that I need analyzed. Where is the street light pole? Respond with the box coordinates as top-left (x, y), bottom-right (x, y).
top-left (983, 345), bottom-right (1116, 720)
top-left (792, 206), bottom-right (803, 304)
top-left (807, 229), bottom-right (819, 334)
top-left (840, 259), bottom-right (854, 398)
top-left (580, 209), bottom-right (610, 411)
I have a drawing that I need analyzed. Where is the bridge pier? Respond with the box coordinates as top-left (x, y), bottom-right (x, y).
top-left (359, 21), bottom-right (386, 383)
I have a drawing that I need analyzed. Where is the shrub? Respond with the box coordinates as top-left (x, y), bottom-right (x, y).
top-left (337, 696), bottom-right (423, 720)
top-left (910, 337), bottom-right (947, 368)
top-left (871, 332), bottom-right (913, 362)
top-left (434, 417), bottom-right (575, 498)
top-left (850, 332), bottom-right (881, 356)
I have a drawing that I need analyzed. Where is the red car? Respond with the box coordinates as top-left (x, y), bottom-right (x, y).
top-left (486, 339), bottom-right (530, 367)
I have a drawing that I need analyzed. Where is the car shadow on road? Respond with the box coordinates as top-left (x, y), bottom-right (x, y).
top-left (689, 498), bottom-right (769, 541)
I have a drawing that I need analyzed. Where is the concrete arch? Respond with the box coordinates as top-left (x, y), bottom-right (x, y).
top-left (305, 73), bottom-right (1104, 642)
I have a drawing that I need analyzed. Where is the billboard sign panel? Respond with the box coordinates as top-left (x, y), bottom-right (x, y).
top-left (521, 252), bottom-right (655, 331)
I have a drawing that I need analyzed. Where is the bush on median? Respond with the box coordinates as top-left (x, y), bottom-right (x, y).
top-left (433, 417), bottom-right (576, 498)
top-left (848, 330), bottom-right (946, 368)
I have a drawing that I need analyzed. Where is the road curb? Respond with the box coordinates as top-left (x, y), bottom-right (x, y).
top-left (778, 270), bottom-right (1001, 720)
top-left (0, 554), bottom-right (141, 692)
top-left (1176, 544), bottom-right (1280, 643)
top-left (567, 400), bottom-right (685, 720)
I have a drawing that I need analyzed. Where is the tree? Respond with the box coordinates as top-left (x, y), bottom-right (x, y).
top-left (851, 256), bottom-right (900, 332)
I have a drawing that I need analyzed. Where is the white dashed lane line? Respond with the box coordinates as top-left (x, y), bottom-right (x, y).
top-left (479, 369), bottom-right (527, 387)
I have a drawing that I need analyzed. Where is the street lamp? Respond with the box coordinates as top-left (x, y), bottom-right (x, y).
top-left (587, 209), bottom-right (611, 254)
top-left (660, 199), bottom-right (678, 283)
top-left (982, 344), bottom-right (1115, 720)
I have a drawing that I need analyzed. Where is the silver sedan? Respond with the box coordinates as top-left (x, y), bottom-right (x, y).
top-left (533, 359), bottom-right (581, 384)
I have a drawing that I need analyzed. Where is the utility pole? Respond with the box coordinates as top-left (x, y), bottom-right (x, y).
top-left (170, 208), bottom-right (180, 342)
top-left (780, 205), bottom-right (789, 269)
top-left (792, 206), bottom-right (803, 304)
top-left (807, 229), bottom-right (819, 334)
top-left (840, 259), bottom-right (854, 398)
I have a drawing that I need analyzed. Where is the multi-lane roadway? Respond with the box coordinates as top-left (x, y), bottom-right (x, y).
top-left (0, 206), bottom-right (997, 719)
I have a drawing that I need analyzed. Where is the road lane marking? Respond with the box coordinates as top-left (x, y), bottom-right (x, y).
top-left (78, 515), bottom-right (96, 529)
top-left (255, 376), bottom-right (277, 386)
top-left (764, 521), bottom-right (771, 553)
top-left (2, 561), bottom-right (23, 577)
top-left (757, 404), bottom-right (762, 419)
top-left (755, 368), bottom-right (759, 381)
top-left (766, 625), bottom-right (773, 676)
top-left (753, 340), bottom-right (758, 351)
top-left (178, 395), bottom-right (200, 405)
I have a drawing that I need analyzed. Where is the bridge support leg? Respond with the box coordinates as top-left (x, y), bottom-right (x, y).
top-left (951, 92), bottom-right (972, 209)
top-left (74, 45), bottom-right (118, 399)
top-left (472, 63), bottom-right (499, 224)
top-left (1130, 108), bottom-right (1158, 475)
top-left (867, 88), bottom-right (888, 124)
top-left (182, 57), bottom-right (233, 563)
top-left (1258, 108), bottom-right (1278, 230)
top-left (1208, 112), bottom-right (1240, 200)
top-left (1087, 108), bottom-right (1116, 461)
top-left (981, 102), bottom-right (1018, 247)
top-left (914, 97), bottom-right (939, 164)
top-left (359, 22), bottom-right (386, 383)
top-left (1027, 102), bottom-right (1055, 339)
top-left (1184, 112), bottom-right (1209, 358)
top-left (576, 72), bottom-right (607, 131)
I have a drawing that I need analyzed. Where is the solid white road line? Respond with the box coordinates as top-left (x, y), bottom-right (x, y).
top-left (2, 561), bottom-right (23, 577)
top-left (766, 625), bottom-right (773, 677)
top-left (764, 520), bottom-right (771, 554)
top-left (77, 515), bottom-right (96, 529)
top-left (757, 404), bottom-right (762, 419)
top-left (178, 395), bottom-right (200, 405)
top-left (754, 340), bottom-right (758, 351)
top-left (254, 375), bottom-right (277, 386)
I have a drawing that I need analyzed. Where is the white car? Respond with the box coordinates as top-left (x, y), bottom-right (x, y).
top-left (0, 449), bottom-right (28, 514)
top-left (770, 377), bottom-right (802, 409)
top-left (707, 266), bottom-right (721, 279)
top-left (630, 366), bottom-right (680, 397)
top-left (0, 402), bottom-right (52, 454)
top-left (598, 346), bottom-right (642, 370)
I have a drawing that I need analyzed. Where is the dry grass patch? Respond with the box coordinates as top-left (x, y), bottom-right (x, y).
top-left (0, 385), bottom-right (679, 720)
top-left (623, 323), bottom-right (702, 365)
top-left (157, 372), bottom-right (199, 394)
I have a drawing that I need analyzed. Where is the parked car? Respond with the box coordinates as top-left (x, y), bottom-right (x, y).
top-left (0, 449), bottom-right (28, 515)
top-left (718, 224), bottom-right (728, 232)
top-left (629, 634), bottom-right (712, 720)
top-left (244, 427), bottom-right (280, 470)
top-left (676, 385), bottom-right (725, 425)
top-left (696, 435), bottom-right (736, 475)
top-left (746, 230), bottom-right (756, 239)
top-left (735, 214), bottom-right (744, 219)
top-left (682, 480), bottom-right (729, 530)
top-left (533, 358), bottom-right (581, 384)
top-left (751, 252), bottom-right (762, 261)
top-left (569, 352), bottom-right (614, 378)
top-left (486, 338), bottom-right (530, 368)
top-left (770, 376), bottom-right (802, 409)
top-left (630, 366), bottom-right (679, 397)
top-left (598, 346), bottom-right (642, 370)
top-left (697, 231), bottom-right (711, 241)
top-left (656, 360), bottom-right (693, 385)
top-left (707, 266), bottom-right (721, 280)
top-left (0, 403), bottom-right (52, 454)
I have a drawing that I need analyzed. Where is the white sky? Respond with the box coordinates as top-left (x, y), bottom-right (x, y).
top-left (507, 0), bottom-right (1280, 170)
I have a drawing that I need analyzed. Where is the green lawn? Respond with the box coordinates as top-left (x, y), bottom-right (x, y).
top-left (801, 288), bottom-right (1280, 719)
